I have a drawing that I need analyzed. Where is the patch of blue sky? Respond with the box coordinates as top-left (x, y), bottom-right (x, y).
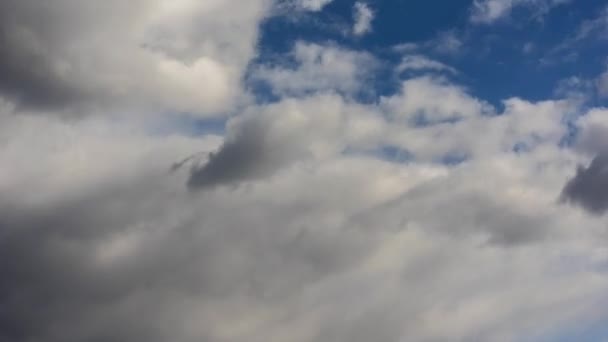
top-left (149, 114), bottom-right (227, 137)
top-left (342, 145), bottom-right (414, 163)
top-left (249, 0), bottom-right (608, 109)
top-left (440, 151), bottom-right (470, 166)
top-left (377, 145), bottom-right (414, 163)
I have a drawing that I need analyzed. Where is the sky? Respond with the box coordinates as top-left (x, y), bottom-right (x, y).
top-left (3, 0), bottom-right (608, 341)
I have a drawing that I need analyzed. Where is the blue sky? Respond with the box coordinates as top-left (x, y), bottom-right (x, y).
top-left (252, 0), bottom-right (608, 107)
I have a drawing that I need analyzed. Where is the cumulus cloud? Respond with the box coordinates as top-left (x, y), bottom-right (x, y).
top-left (382, 76), bottom-right (491, 125)
top-left (353, 2), bottom-right (374, 36)
top-left (252, 42), bottom-right (377, 97)
top-left (3, 2), bottom-right (608, 342)
top-left (574, 108), bottom-right (608, 155)
top-left (0, 0), bottom-right (270, 115)
top-left (187, 94), bottom-right (385, 189)
top-left (2, 100), bottom-right (607, 342)
top-left (379, 78), bottom-right (571, 162)
top-left (2, 74), bottom-right (608, 342)
top-left (187, 96), bottom-right (343, 189)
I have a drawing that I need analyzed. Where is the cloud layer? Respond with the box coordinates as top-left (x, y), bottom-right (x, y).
top-left (2, 1), bottom-right (608, 342)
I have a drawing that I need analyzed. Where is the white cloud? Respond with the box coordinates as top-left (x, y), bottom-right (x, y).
top-left (252, 42), bottom-right (377, 97)
top-left (382, 76), bottom-right (491, 124)
top-left (353, 2), bottom-right (374, 36)
top-left (397, 55), bottom-right (458, 74)
top-left (296, 0), bottom-right (334, 11)
top-left (380, 79), bottom-right (571, 161)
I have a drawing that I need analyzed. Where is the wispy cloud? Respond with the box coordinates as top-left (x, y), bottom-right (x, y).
top-left (353, 2), bottom-right (374, 36)
top-left (397, 55), bottom-right (458, 74)
top-left (470, 0), bottom-right (572, 24)
top-left (294, 0), bottom-right (334, 11)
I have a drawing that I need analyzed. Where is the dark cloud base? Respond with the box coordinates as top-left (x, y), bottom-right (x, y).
top-left (562, 153), bottom-right (608, 215)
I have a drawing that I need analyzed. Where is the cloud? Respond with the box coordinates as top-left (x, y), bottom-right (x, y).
top-left (560, 108), bottom-right (608, 215)
top-left (2, 3), bottom-right (608, 341)
top-left (252, 42), bottom-right (377, 97)
top-left (574, 108), bottom-right (608, 155)
top-left (397, 55), bottom-right (458, 74)
top-left (543, 7), bottom-right (608, 65)
top-left (470, 0), bottom-right (572, 24)
top-left (186, 112), bottom-right (295, 189)
top-left (188, 95), bottom-right (348, 189)
top-left (1, 74), bottom-right (608, 342)
top-left (296, 0), bottom-right (334, 11)
top-left (382, 76), bottom-right (491, 125)
top-left (562, 153), bottom-right (608, 215)
top-left (0, 0), bottom-right (270, 115)
top-left (380, 79), bottom-right (570, 161)
top-left (353, 2), bottom-right (374, 36)
top-left (572, 6), bottom-right (608, 42)
top-left (431, 31), bottom-right (464, 54)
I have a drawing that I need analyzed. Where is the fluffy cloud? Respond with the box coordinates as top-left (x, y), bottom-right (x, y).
top-left (353, 2), bottom-right (374, 36)
top-left (397, 55), bottom-right (458, 74)
top-left (252, 42), bottom-right (377, 97)
top-left (382, 76), bottom-right (492, 125)
top-left (0, 0), bottom-right (270, 116)
top-left (188, 95), bottom-right (347, 189)
top-left (574, 108), bottom-right (608, 155)
top-left (2, 93), bottom-right (607, 342)
top-left (296, 0), bottom-right (334, 11)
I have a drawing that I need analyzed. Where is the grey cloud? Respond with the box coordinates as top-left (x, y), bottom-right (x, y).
top-left (0, 0), bottom-right (268, 114)
top-left (561, 153), bottom-right (608, 215)
top-left (576, 121), bottom-right (608, 155)
top-left (187, 96), bottom-right (345, 190)
top-left (1, 140), bottom-right (605, 342)
top-left (0, 0), bottom-right (137, 109)
top-left (349, 161), bottom-right (560, 247)
top-left (0, 169), bottom-right (379, 342)
top-left (170, 152), bottom-right (208, 173)
top-left (0, 34), bottom-right (83, 110)
top-left (187, 117), bottom-right (299, 190)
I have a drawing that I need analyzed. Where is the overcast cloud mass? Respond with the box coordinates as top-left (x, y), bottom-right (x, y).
top-left (3, 1), bottom-right (608, 341)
